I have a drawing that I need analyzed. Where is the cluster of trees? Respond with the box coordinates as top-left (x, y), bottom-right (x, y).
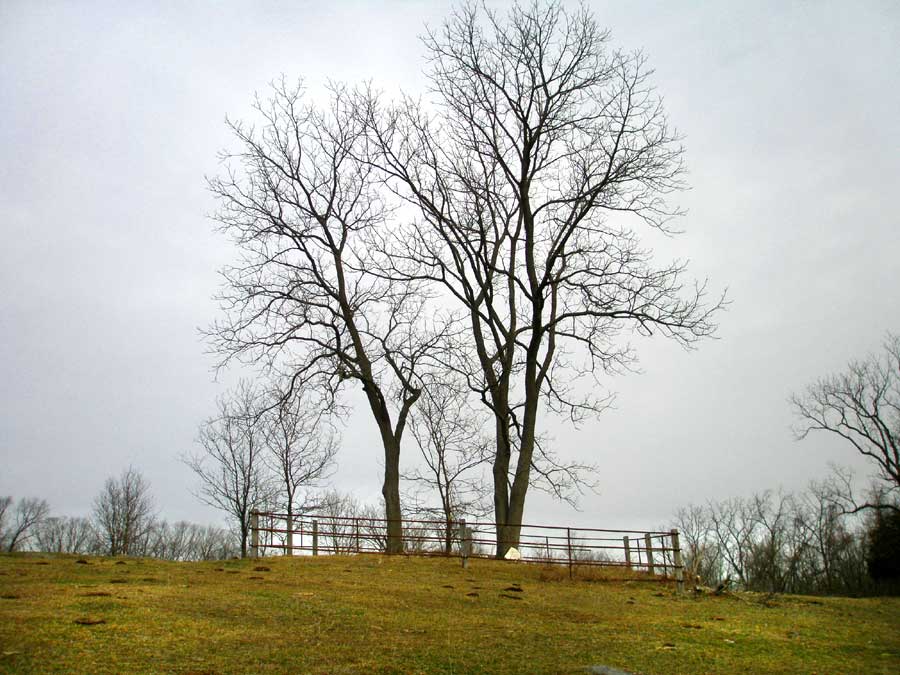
top-left (204, 0), bottom-right (723, 556)
top-left (1, 468), bottom-right (236, 561)
top-left (184, 382), bottom-right (337, 557)
top-left (671, 478), bottom-right (899, 596)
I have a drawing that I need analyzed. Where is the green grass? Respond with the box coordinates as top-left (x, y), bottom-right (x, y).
top-left (0, 552), bottom-right (898, 674)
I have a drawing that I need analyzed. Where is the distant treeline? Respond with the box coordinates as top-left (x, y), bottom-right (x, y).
top-left (671, 481), bottom-right (900, 596)
top-left (1, 468), bottom-right (237, 561)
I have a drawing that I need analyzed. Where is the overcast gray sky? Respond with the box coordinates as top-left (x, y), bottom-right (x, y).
top-left (2, 0), bottom-right (898, 532)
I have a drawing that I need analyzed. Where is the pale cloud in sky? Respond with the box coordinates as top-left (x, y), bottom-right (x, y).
top-left (1, 0), bottom-right (898, 531)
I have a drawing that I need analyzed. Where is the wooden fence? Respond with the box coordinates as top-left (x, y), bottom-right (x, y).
top-left (249, 510), bottom-right (685, 593)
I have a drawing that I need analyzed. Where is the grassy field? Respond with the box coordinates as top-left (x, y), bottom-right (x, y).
top-left (0, 552), bottom-right (898, 675)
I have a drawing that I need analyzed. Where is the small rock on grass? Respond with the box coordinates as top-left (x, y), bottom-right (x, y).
top-left (253, 566), bottom-right (271, 572)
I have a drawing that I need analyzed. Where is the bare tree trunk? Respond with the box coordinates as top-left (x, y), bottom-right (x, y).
top-left (382, 442), bottom-right (403, 554)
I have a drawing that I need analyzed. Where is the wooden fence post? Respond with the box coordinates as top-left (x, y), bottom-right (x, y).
top-left (250, 512), bottom-right (259, 559)
top-left (671, 529), bottom-right (685, 595)
top-left (355, 518), bottom-right (360, 553)
top-left (567, 528), bottom-right (573, 579)
top-left (644, 533), bottom-right (655, 575)
top-left (460, 519), bottom-right (468, 569)
top-left (623, 536), bottom-right (631, 570)
top-left (312, 520), bottom-right (319, 556)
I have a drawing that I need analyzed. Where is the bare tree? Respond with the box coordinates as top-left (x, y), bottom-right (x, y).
top-left (262, 387), bottom-right (337, 555)
top-left (185, 382), bottom-right (273, 557)
top-left (0, 497), bottom-right (50, 552)
top-left (318, 490), bottom-right (363, 554)
top-left (403, 378), bottom-right (491, 553)
top-left (671, 504), bottom-right (723, 586)
top-left (792, 333), bottom-right (900, 512)
top-left (92, 468), bottom-right (155, 556)
top-left (207, 81), bottom-right (446, 553)
top-left (362, 0), bottom-right (722, 555)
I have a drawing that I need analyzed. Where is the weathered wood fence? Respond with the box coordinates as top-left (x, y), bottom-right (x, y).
top-left (250, 510), bottom-right (685, 593)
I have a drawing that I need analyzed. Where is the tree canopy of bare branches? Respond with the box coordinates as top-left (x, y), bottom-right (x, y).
top-left (792, 333), bottom-right (900, 512)
top-left (208, 81), bottom-right (446, 553)
top-left (362, 0), bottom-right (723, 554)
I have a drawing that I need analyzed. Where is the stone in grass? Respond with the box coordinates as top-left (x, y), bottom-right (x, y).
top-left (586, 666), bottom-right (634, 675)
top-left (74, 617), bottom-right (106, 626)
top-left (75, 559), bottom-right (90, 565)
top-left (253, 566), bottom-right (271, 572)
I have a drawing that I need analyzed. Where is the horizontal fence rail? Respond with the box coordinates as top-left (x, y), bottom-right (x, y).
top-left (249, 511), bottom-right (685, 593)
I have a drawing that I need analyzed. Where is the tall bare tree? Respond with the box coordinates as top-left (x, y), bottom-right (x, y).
top-left (0, 496), bottom-right (50, 552)
top-left (362, 1), bottom-right (722, 554)
top-left (262, 387), bottom-right (338, 554)
top-left (792, 333), bottom-right (900, 512)
top-left (208, 81), bottom-right (445, 553)
top-left (92, 468), bottom-right (155, 556)
top-left (185, 382), bottom-right (273, 557)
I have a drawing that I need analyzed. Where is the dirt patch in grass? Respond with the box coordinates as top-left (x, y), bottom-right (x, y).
top-left (73, 617), bottom-right (106, 626)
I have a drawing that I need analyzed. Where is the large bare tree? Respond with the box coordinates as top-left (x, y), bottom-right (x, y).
top-left (362, 1), bottom-right (722, 555)
top-left (792, 333), bottom-right (900, 512)
top-left (185, 382), bottom-right (273, 557)
top-left (207, 81), bottom-right (446, 553)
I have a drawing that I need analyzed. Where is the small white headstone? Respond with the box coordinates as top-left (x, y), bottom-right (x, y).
top-left (504, 547), bottom-right (521, 561)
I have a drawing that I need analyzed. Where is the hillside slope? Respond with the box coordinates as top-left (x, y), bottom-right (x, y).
top-left (0, 553), bottom-right (897, 674)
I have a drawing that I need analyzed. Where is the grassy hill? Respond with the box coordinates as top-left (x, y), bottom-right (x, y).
top-left (0, 552), bottom-right (897, 674)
